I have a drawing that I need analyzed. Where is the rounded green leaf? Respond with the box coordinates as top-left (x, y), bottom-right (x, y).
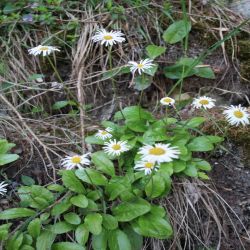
top-left (145, 175), bottom-right (165, 198)
top-left (51, 198), bottom-right (72, 216)
top-left (0, 153), bottom-right (19, 166)
top-left (84, 213), bottom-right (103, 235)
top-left (173, 160), bottom-right (186, 173)
top-left (75, 224), bottom-right (89, 245)
top-left (28, 218), bottom-right (41, 238)
top-left (75, 169), bottom-right (108, 186)
top-left (91, 151), bottom-right (115, 176)
top-left (49, 221), bottom-right (75, 234)
top-left (92, 229), bottom-right (108, 250)
top-left (132, 213), bottom-right (173, 239)
top-left (108, 229), bottom-right (131, 250)
top-left (112, 198), bottom-right (151, 222)
top-left (163, 20), bottom-right (191, 44)
top-left (146, 44), bottom-right (166, 59)
top-left (187, 136), bottom-right (214, 152)
top-left (52, 242), bottom-right (85, 250)
top-left (184, 163), bottom-right (198, 177)
top-left (0, 208), bottom-right (36, 220)
top-left (62, 170), bottom-right (85, 193)
top-left (70, 194), bottom-right (88, 208)
top-left (64, 212), bottom-right (81, 225)
top-left (102, 214), bottom-right (118, 230)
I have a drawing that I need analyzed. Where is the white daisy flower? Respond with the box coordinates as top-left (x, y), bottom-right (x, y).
top-left (160, 97), bottom-right (175, 106)
top-left (103, 139), bottom-right (129, 157)
top-left (61, 153), bottom-right (91, 170)
top-left (92, 29), bottom-right (125, 46)
top-left (128, 58), bottom-right (155, 75)
top-left (139, 143), bottom-right (180, 163)
top-left (95, 127), bottom-right (113, 140)
top-left (0, 182), bottom-right (8, 196)
top-left (134, 161), bottom-right (159, 175)
top-left (223, 105), bottom-right (249, 126)
top-left (192, 96), bottom-right (216, 109)
top-left (28, 45), bottom-right (60, 56)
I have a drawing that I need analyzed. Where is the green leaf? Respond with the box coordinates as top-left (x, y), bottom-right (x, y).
top-left (133, 213), bottom-right (173, 239)
top-left (163, 20), bottom-right (191, 44)
top-left (28, 219), bottom-right (41, 238)
top-left (51, 197), bottom-right (72, 216)
top-left (0, 139), bottom-right (16, 154)
top-left (198, 171), bottom-right (210, 180)
top-left (0, 223), bottom-right (11, 241)
top-left (186, 117), bottom-right (206, 128)
top-left (146, 44), bottom-right (166, 59)
top-left (52, 242), bottom-right (85, 250)
top-left (91, 151), bottom-right (115, 176)
top-left (92, 229), bottom-right (108, 250)
top-left (0, 208), bottom-right (36, 220)
top-left (108, 229), bottom-right (131, 250)
top-left (0, 154), bottom-right (19, 166)
top-left (145, 175), bottom-right (165, 198)
top-left (21, 175), bottom-right (35, 186)
top-left (134, 75), bottom-right (152, 91)
top-left (70, 194), bottom-right (88, 208)
top-left (85, 135), bottom-right (104, 145)
top-left (3, 3), bottom-right (18, 14)
top-left (187, 136), bottom-right (214, 152)
top-left (76, 169), bottom-right (108, 186)
top-left (64, 212), bottom-right (81, 225)
top-left (126, 119), bottom-right (147, 132)
top-left (84, 213), bottom-right (103, 235)
top-left (195, 66), bottom-right (215, 79)
top-left (6, 231), bottom-right (23, 250)
top-left (173, 160), bottom-right (186, 173)
top-left (105, 180), bottom-right (129, 201)
top-left (114, 106), bottom-right (153, 122)
top-left (193, 158), bottom-right (212, 171)
top-left (47, 184), bottom-right (65, 192)
top-left (102, 214), bottom-right (118, 230)
top-left (52, 100), bottom-right (77, 110)
top-left (62, 170), bottom-right (86, 193)
top-left (70, 194), bottom-right (89, 208)
top-left (36, 230), bottom-right (56, 250)
top-left (20, 245), bottom-right (35, 250)
top-left (75, 224), bottom-right (89, 245)
top-left (123, 225), bottom-right (143, 250)
top-left (205, 135), bottom-right (224, 143)
top-left (49, 221), bottom-right (75, 234)
top-left (150, 205), bottom-right (166, 218)
top-left (142, 64), bottom-right (158, 76)
top-left (112, 198), bottom-right (151, 222)
top-left (184, 162), bottom-right (198, 177)
top-left (22, 234), bottom-right (33, 245)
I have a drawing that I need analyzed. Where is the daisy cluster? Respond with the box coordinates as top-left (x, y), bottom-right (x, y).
top-left (61, 125), bottom-right (181, 176)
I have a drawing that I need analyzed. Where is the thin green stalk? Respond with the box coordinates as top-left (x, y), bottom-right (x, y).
top-left (47, 56), bottom-right (63, 83)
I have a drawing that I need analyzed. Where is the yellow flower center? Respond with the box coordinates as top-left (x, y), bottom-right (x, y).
top-left (163, 97), bottom-right (172, 104)
top-left (149, 147), bottom-right (166, 156)
top-left (101, 131), bottom-right (108, 135)
top-left (112, 144), bottom-right (121, 151)
top-left (144, 162), bottom-right (154, 169)
top-left (199, 99), bottom-right (209, 105)
top-left (233, 110), bottom-right (244, 118)
top-left (137, 63), bottom-right (144, 69)
top-left (104, 35), bottom-right (113, 40)
top-left (39, 46), bottom-right (49, 51)
top-left (71, 156), bottom-right (81, 164)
